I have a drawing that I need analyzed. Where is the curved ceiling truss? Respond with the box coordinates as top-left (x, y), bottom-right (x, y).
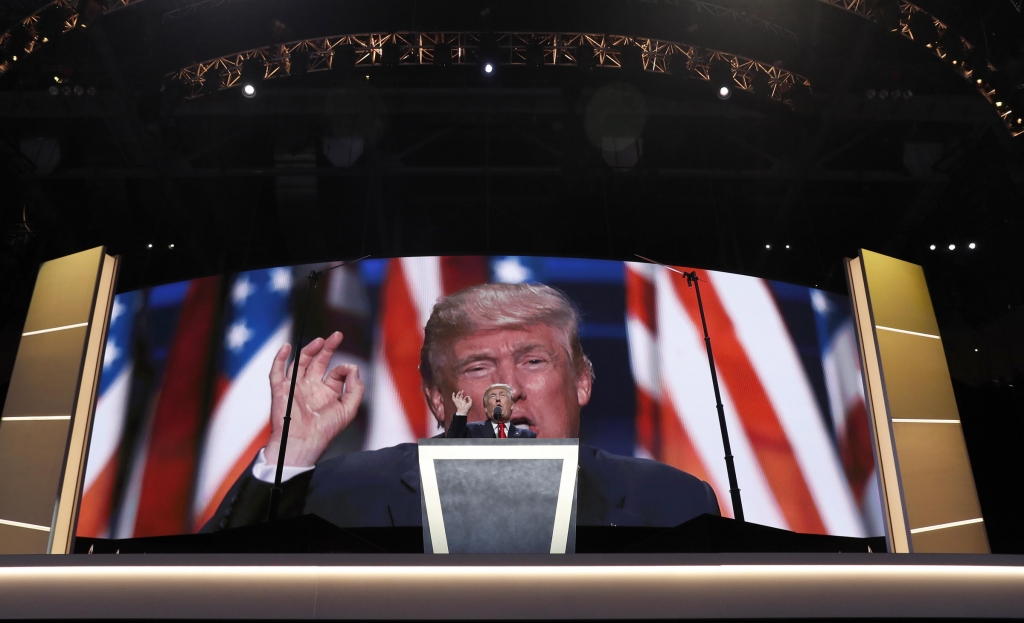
top-left (817, 0), bottom-right (1020, 137)
top-left (0, 0), bottom-right (798, 77)
top-left (168, 31), bottom-right (811, 107)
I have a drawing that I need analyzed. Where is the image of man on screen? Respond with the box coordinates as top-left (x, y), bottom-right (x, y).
top-left (447, 385), bottom-right (536, 439)
top-left (204, 283), bottom-right (719, 531)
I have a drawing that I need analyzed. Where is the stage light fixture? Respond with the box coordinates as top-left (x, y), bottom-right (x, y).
top-left (866, 88), bottom-right (877, 99)
top-left (765, 244), bottom-right (771, 249)
top-left (478, 38), bottom-right (501, 77)
top-left (617, 45), bottom-right (644, 74)
top-left (995, 100), bottom-right (1004, 107)
top-left (710, 59), bottom-right (734, 100)
top-left (289, 49), bottom-right (311, 76)
top-left (332, 44), bottom-right (356, 74)
top-left (240, 58), bottom-right (265, 98)
top-left (969, 242), bottom-right (976, 249)
top-left (381, 42), bottom-right (401, 68)
top-left (879, 89), bottom-right (889, 100)
top-left (168, 243), bottom-right (175, 249)
top-left (48, 86), bottom-right (58, 96)
top-left (147, 243), bottom-right (153, 248)
top-left (575, 44), bottom-right (597, 71)
top-left (948, 244), bottom-right (956, 250)
top-left (930, 244), bottom-right (936, 250)
top-left (785, 245), bottom-right (790, 249)
top-left (74, 86), bottom-right (83, 96)
top-left (433, 42), bottom-right (452, 68)
top-left (525, 43), bottom-right (544, 69)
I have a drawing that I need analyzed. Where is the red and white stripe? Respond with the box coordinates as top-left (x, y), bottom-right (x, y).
top-left (365, 257), bottom-right (488, 449)
top-left (77, 364), bottom-right (131, 538)
top-left (191, 322), bottom-right (290, 530)
top-left (626, 262), bottom-right (868, 537)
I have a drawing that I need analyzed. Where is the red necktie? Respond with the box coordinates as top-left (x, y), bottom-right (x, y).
top-left (497, 422), bottom-right (506, 438)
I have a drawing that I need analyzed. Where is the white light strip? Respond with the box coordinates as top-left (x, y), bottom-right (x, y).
top-left (0, 564), bottom-right (1022, 579)
top-left (910, 517), bottom-right (984, 535)
top-left (875, 325), bottom-right (941, 339)
top-left (22, 322), bottom-right (88, 337)
top-left (1, 415), bottom-right (71, 421)
top-left (891, 419), bottom-right (960, 424)
top-left (0, 518), bottom-right (51, 532)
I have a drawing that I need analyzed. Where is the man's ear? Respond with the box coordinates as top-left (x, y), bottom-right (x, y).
top-left (424, 385), bottom-right (447, 428)
top-left (575, 371), bottom-right (593, 408)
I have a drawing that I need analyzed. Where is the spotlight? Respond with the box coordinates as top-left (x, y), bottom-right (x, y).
top-left (879, 89), bottom-right (889, 100)
top-left (892, 89), bottom-right (902, 99)
top-left (948, 244), bottom-right (955, 250)
top-left (785, 245), bottom-right (790, 249)
top-left (969, 242), bottom-right (976, 249)
top-left (239, 58), bottom-right (265, 98)
top-left (866, 88), bottom-right (877, 99)
top-left (929, 244), bottom-right (936, 250)
top-left (168, 243), bottom-right (175, 249)
top-left (710, 59), bottom-right (733, 100)
top-left (995, 100), bottom-right (1004, 107)
top-left (765, 244), bottom-right (771, 249)
top-left (478, 37), bottom-right (501, 77)
top-left (48, 85), bottom-right (59, 95)
top-left (73, 85), bottom-right (84, 96)
top-left (147, 243), bottom-right (153, 248)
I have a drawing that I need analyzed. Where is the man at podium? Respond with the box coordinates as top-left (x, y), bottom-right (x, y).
top-left (446, 385), bottom-right (536, 439)
top-left (205, 283), bottom-right (719, 531)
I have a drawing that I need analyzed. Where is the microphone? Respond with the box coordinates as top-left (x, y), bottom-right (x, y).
top-left (492, 405), bottom-right (502, 421)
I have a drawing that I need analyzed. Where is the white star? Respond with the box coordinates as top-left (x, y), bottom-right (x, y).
top-left (269, 268), bottom-right (293, 294)
top-left (811, 290), bottom-right (831, 314)
top-left (232, 276), bottom-right (254, 305)
top-left (103, 338), bottom-right (120, 368)
top-left (494, 257), bottom-right (531, 284)
top-left (110, 298), bottom-right (125, 324)
top-left (226, 320), bottom-right (253, 352)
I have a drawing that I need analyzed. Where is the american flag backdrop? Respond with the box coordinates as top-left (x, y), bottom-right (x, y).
top-left (77, 291), bottom-right (139, 538)
top-left (191, 268), bottom-right (293, 530)
top-left (81, 255), bottom-right (881, 539)
top-left (625, 262), bottom-right (879, 536)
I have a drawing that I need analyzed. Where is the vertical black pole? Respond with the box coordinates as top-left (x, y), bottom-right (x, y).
top-left (267, 270), bottom-right (318, 522)
top-left (689, 272), bottom-right (745, 522)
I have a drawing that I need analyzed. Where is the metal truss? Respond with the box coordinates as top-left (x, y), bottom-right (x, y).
top-left (816, 0), bottom-right (1022, 137)
top-left (1, 0), bottom-right (797, 77)
top-left (0, 0), bottom-right (79, 77)
top-left (169, 31), bottom-right (811, 105)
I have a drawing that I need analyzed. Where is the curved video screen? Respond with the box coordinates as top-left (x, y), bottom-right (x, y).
top-left (79, 256), bottom-right (882, 539)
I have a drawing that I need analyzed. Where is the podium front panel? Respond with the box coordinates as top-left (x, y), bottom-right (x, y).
top-left (418, 439), bottom-right (578, 554)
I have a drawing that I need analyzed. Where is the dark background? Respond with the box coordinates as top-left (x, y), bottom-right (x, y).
top-left (1, 0), bottom-right (1022, 552)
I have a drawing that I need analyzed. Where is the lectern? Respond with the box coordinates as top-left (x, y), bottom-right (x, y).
top-left (418, 438), bottom-right (579, 554)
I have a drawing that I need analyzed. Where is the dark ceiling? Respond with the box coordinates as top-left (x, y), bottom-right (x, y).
top-left (1, 0), bottom-right (1024, 547)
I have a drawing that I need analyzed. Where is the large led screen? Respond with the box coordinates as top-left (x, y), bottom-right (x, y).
top-left (78, 256), bottom-right (883, 540)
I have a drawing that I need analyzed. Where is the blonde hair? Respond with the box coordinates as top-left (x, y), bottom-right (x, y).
top-left (419, 282), bottom-right (594, 389)
top-left (483, 383), bottom-right (514, 401)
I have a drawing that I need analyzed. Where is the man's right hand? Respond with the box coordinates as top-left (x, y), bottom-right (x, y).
top-left (264, 331), bottom-right (364, 468)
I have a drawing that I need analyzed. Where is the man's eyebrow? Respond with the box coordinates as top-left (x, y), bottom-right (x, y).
top-left (454, 353), bottom-right (497, 368)
top-left (514, 342), bottom-right (558, 358)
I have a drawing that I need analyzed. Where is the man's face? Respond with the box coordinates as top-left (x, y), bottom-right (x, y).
top-left (426, 324), bottom-right (592, 438)
top-left (483, 387), bottom-right (513, 422)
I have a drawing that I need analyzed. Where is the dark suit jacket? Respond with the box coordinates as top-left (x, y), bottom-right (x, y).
top-left (203, 442), bottom-right (720, 532)
top-left (446, 415), bottom-right (537, 439)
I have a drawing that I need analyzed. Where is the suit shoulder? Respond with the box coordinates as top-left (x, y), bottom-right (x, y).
top-left (313, 443), bottom-right (417, 482)
top-left (583, 446), bottom-right (715, 499)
